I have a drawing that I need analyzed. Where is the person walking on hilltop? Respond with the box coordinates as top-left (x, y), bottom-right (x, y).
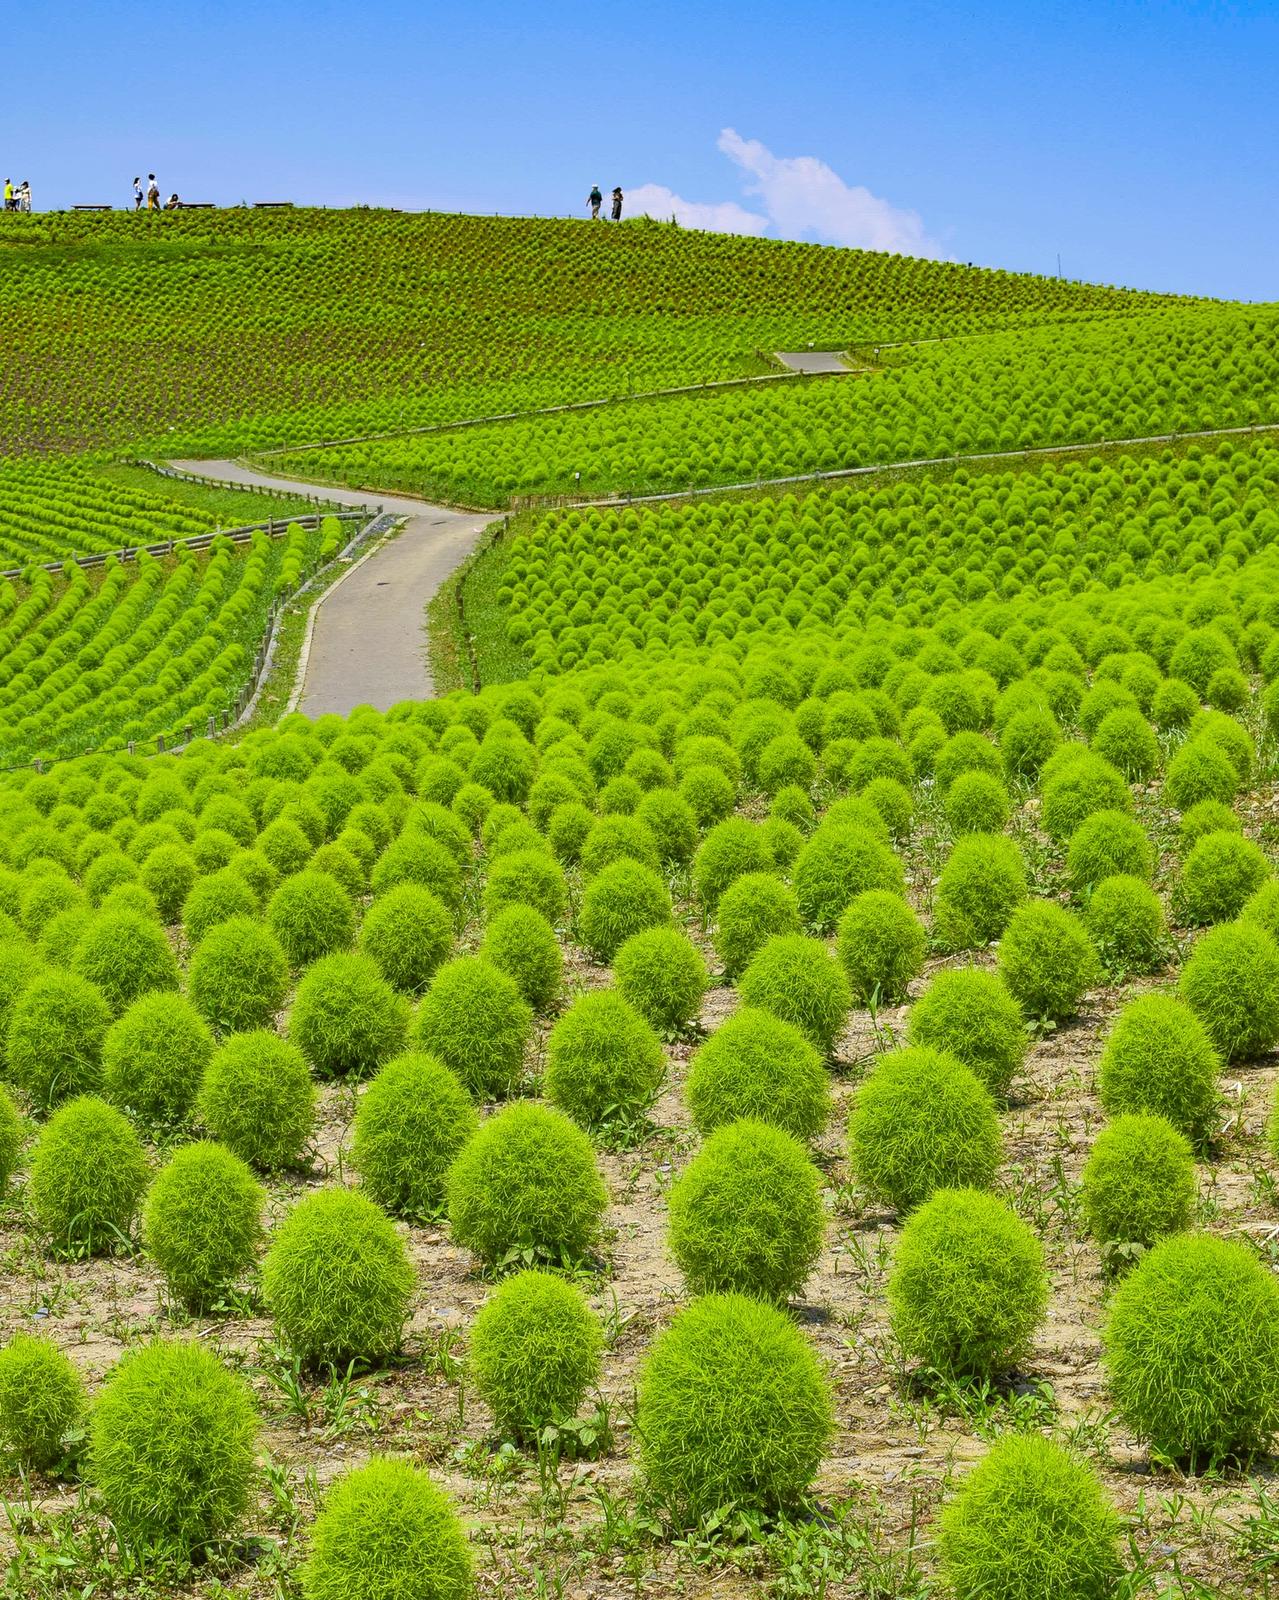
top-left (133, 176), bottom-right (144, 210)
top-left (587, 184), bottom-right (602, 219)
top-left (2, 179), bottom-right (13, 212)
top-left (146, 173), bottom-right (161, 211)
top-left (611, 186), bottom-right (623, 221)
top-left (16, 182), bottom-right (30, 213)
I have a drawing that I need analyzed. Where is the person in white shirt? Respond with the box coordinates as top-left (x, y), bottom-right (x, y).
top-left (146, 174), bottom-right (160, 210)
top-left (17, 182), bottom-right (30, 213)
top-left (133, 177), bottom-right (143, 210)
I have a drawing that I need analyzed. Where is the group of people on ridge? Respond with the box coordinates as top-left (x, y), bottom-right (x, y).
top-left (587, 185), bottom-right (623, 220)
top-left (133, 175), bottom-right (181, 210)
top-left (3, 179), bottom-right (31, 212)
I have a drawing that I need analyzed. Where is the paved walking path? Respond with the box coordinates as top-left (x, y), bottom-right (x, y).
top-left (775, 350), bottom-right (852, 374)
top-left (172, 461), bottom-right (496, 716)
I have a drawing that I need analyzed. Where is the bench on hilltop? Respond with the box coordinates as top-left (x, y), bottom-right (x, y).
top-left (72, 204), bottom-right (112, 212)
top-left (253, 201), bottom-right (294, 209)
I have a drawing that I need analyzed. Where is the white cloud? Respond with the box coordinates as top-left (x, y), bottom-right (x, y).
top-left (627, 182), bottom-right (768, 236)
top-left (632, 131), bottom-right (938, 257)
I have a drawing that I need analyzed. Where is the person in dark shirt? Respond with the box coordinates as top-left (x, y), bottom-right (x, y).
top-left (587, 185), bottom-right (602, 218)
top-left (611, 186), bottom-right (623, 220)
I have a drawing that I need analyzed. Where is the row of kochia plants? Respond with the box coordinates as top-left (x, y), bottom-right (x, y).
top-left (0, 518), bottom-right (342, 768)
top-left (0, 208), bottom-right (1169, 456)
top-left (0, 601), bottom-right (1277, 1596)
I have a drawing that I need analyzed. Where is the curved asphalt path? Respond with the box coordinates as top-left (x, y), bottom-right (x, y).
top-left (172, 461), bottom-right (496, 717)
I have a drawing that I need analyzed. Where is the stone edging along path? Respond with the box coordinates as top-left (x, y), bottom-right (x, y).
top-left (169, 461), bottom-right (498, 718)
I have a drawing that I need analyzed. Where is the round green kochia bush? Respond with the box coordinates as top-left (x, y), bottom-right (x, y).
top-left (267, 869), bottom-right (356, 967)
top-left (469, 1269), bottom-right (603, 1441)
top-left (262, 1187), bottom-right (415, 1367)
top-left (480, 905), bottom-right (563, 1012)
top-left (0, 938), bottom-right (40, 1059)
top-left (188, 916), bottom-right (290, 1032)
top-left (1179, 831), bottom-right (1271, 925)
top-left (30, 1095), bottom-right (149, 1253)
top-left (578, 858), bottom-right (671, 962)
top-left (1080, 1115), bottom-right (1195, 1249)
top-left (836, 890), bottom-right (926, 1006)
top-left (0, 1335), bottom-right (85, 1470)
top-left (300, 1457), bottom-right (472, 1600)
top-left (792, 825), bottom-right (904, 934)
top-left (289, 952), bottom-right (410, 1080)
top-left (370, 831), bottom-right (462, 907)
top-left (581, 813), bottom-right (658, 877)
top-left (997, 901), bottom-right (1100, 1023)
top-left (1065, 810), bottom-right (1153, 893)
top-left (692, 819), bottom-right (771, 913)
top-left (636, 1293), bottom-right (832, 1524)
top-left (414, 956), bottom-right (532, 1099)
top-left (142, 1142), bottom-right (265, 1309)
top-left (359, 882), bottom-right (453, 994)
top-left (1244, 880), bottom-right (1279, 944)
top-left (1103, 1233), bottom-right (1279, 1466)
top-left (939, 1434), bottom-right (1123, 1600)
top-left (737, 934), bottom-right (851, 1056)
top-left (634, 786), bottom-right (699, 866)
top-left (71, 910), bottom-right (181, 1015)
top-left (614, 926), bottom-right (708, 1033)
top-left (1180, 919), bottom-right (1279, 1060)
top-left (889, 1188), bottom-right (1047, 1376)
top-left (1092, 706), bottom-right (1160, 782)
top-left (944, 770), bottom-right (1011, 836)
top-left (352, 1053), bottom-right (477, 1219)
top-left (482, 847), bottom-right (567, 926)
top-left (1098, 993), bottom-right (1221, 1140)
top-left (907, 968), bottom-right (1026, 1097)
top-left (447, 1103), bottom-right (607, 1267)
top-left (1041, 753), bottom-right (1132, 843)
top-left (7, 970), bottom-right (111, 1110)
top-left (0, 1083), bottom-right (22, 1193)
top-left (1084, 874), bottom-right (1166, 975)
top-left (90, 1339), bottom-right (257, 1551)
top-left (847, 1048), bottom-right (1001, 1212)
top-left (543, 989), bottom-right (665, 1129)
top-left (667, 1119), bottom-right (825, 1302)
top-left (712, 872), bottom-right (801, 979)
top-left (685, 1008), bottom-right (830, 1141)
top-left (1165, 739), bottom-right (1239, 810)
top-left (1179, 799), bottom-right (1240, 854)
top-left (196, 1031), bottom-right (317, 1170)
top-left (181, 868), bottom-right (258, 946)
top-left (933, 833), bottom-right (1027, 950)
top-left (860, 776), bottom-right (913, 839)
top-left (103, 991), bottom-right (214, 1127)
top-left (138, 843), bottom-right (198, 924)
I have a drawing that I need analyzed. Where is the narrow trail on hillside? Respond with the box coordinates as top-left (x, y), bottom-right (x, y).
top-left (171, 461), bottom-right (496, 717)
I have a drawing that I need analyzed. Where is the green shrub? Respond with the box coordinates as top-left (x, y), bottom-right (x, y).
top-left (1098, 993), bottom-right (1221, 1140)
top-left (614, 926), bottom-right (708, 1033)
top-left (939, 1434), bottom-right (1122, 1600)
top-left (0, 1335), bottom-right (84, 1470)
top-left (138, 843), bottom-right (197, 923)
top-left (267, 869), bottom-right (356, 967)
top-left (1243, 879), bottom-right (1279, 944)
top-left (289, 952), bottom-right (409, 1079)
top-left (483, 848), bottom-right (567, 926)
top-left (933, 833), bottom-right (1027, 950)
top-left (792, 825), bottom-right (903, 933)
top-left (181, 868), bottom-right (258, 946)
top-left (1165, 739), bottom-right (1239, 810)
top-left (680, 764), bottom-right (737, 829)
top-left (90, 1339), bottom-right (257, 1549)
top-left (544, 990), bottom-right (665, 1130)
top-left (934, 732), bottom-right (1001, 793)
top-left (197, 1031), bottom-right (317, 1170)
top-left (668, 1119), bottom-right (824, 1301)
top-left (353, 1052), bottom-right (477, 1218)
top-left (415, 956), bottom-right (532, 1098)
top-left (692, 819), bottom-right (771, 913)
top-left (546, 801), bottom-right (594, 865)
top-left (7, 970), bottom-right (111, 1109)
top-left (142, 1142), bottom-right (265, 1309)
top-left (906, 968), bottom-right (1026, 1097)
top-left (997, 901), bottom-right (1099, 1022)
top-left (0, 1083), bottom-right (21, 1193)
top-left (470, 1269), bottom-right (603, 1440)
top-left (370, 830), bottom-right (462, 906)
top-left (1000, 706), bottom-right (1061, 781)
top-left (1104, 1233), bottom-right (1279, 1466)
top-left (360, 882), bottom-right (453, 993)
top-left (475, 906), bottom-right (557, 1012)
top-left (29, 1095), bottom-right (149, 1253)
top-left (71, 909), bottom-right (181, 1014)
top-left (309, 841), bottom-right (366, 897)
top-left (1179, 831), bottom-right (1270, 924)
top-left (1152, 676), bottom-right (1203, 731)
top-left (578, 858), bottom-right (671, 962)
top-left (1041, 754), bottom-right (1131, 843)
top-left (1084, 874), bottom-right (1166, 975)
top-left (712, 872), bottom-right (801, 979)
top-left (103, 991), bottom-right (214, 1127)
top-left (848, 1047), bottom-right (1001, 1212)
top-left (0, 938), bottom-right (40, 1060)
top-left (737, 934), bottom-right (851, 1055)
top-left (944, 771), bottom-right (1011, 835)
top-left (889, 1187), bottom-right (1047, 1375)
top-left (1092, 706), bottom-right (1160, 781)
top-left (580, 814), bottom-right (658, 876)
top-left (1180, 919), bottom-right (1279, 1060)
top-left (1080, 1114), bottom-right (1195, 1249)
top-left (300, 1457), bottom-right (472, 1600)
top-left (685, 1008), bottom-right (830, 1141)
top-left (635, 787), bottom-right (699, 866)
top-left (263, 1186), bottom-right (415, 1366)
top-left (1179, 799), bottom-right (1241, 855)
top-left (447, 1103), bottom-right (607, 1267)
top-left (188, 916), bottom-right (289, 1032)
top-left (860, 775), bottom-right (913, 839)
top-left (637, 1293), bottom-right (832, 1524)
top-left (837, 890), bottom-right (926, 1005)
top-left (1066, 810), bottom-right (1153, 893)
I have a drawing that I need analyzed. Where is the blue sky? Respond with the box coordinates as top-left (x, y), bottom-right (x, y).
top-left (3, 0), bottom-right (1274, 300)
